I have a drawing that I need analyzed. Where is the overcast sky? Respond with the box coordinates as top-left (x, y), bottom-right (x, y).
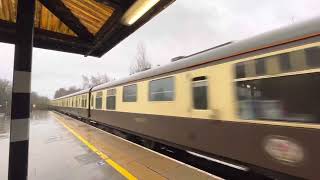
top-left (0, 0), bottom-right (319, 98)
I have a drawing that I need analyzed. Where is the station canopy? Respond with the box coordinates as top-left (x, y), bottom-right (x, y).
top-left (0, 0), bottom-right (174, 57)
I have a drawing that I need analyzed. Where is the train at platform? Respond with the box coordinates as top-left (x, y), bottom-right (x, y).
top-left (51, 17), bottom-right (320, 180)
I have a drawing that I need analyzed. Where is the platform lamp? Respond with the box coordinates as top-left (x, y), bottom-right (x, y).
top-left (121, 0), bottom-right (160, 26)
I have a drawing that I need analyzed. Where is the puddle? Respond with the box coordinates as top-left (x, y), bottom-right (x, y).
top-left (74, 152), bottom-right (101, 165)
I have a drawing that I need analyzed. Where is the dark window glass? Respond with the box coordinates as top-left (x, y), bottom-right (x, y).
top-left (305, 47), bottom-right (320, 67)
top-left (192, 77), bottom-right (208, 110)
top-left (149, 77), bottom-right (174, 101)
top-left (236, 72), bottom-right (320, 123)
top-left (95, 92), bottom-right (102, 109)
top-left (95, 98), bottom-right (102, 109)
top-left (255, 58), bottom-right (266, 75)
top-left (107, 96), bottom-right (116, 110)
top-left (123, 84), bottom-right (137, 102)
top-left (235, 63), bottom-right (245, 79)
top-left (81, 95), bottom-right (87, 108)
top-left (107, 89), bottom-right (116, 110)
top-left (91, 95), bottom-right (93, 107)
top-left (279, 53), bottom-right (291, 71)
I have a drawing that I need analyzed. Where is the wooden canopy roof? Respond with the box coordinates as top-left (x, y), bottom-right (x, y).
top-left (0, 0), bottom-right (174, 57)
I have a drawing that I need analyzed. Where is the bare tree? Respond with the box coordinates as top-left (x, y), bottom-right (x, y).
top-left (54, 88), bottom-right (68, 99)
top-left (82, 75), bottom-right (90, 89)
top-left (82, 73), bottom-right (112, 89)
top-left (129, 43), bottom-right (152, 75)
top-left (0, 78), bottom-right (50, 112)
top-left (54, 73), bottom-right (113, 99)
top-left (31, 92), bottom-right (50, 110)
top-left (53, 86), bottom-right (81, 98)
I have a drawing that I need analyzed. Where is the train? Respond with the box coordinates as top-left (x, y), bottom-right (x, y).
top-left (51, 17), bottom-right (320, 180)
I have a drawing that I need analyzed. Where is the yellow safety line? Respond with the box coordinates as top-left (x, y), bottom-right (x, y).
top-left (54, 116), bottom-right (138, 180)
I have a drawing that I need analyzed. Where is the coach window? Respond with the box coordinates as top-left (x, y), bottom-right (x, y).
top-left (236, 73), bottom-right (320, 123)
top-left (235, 62), bottom-right (246, 79)
top-left (107, 89), bottom-right (116, 110)
top-left (123, 84), bottom-right (137, 102)
top-left (95, 92), bottom-right (103, 109)
top-left (149, 77), bottom-right (174, 101)
top-left (255, 58), bottom-right (266, 75)
top-left (192, 76), bottom-right (208, 110)
top-left (82, 95), bottom-right (87, 108)
top-left (91, 95), bottom-right (94, 108)
top-left (77, 97), bottom-right (80, 107)
top-left (305, 46), bottom-right (320, 68)
top-left (279, 53), bottom-right (291, 72)
top-left (74, 97), bottom-right (76, 107)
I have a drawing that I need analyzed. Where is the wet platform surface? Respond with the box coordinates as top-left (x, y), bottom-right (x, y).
top-left (0, 111), bottom-right (221, 180)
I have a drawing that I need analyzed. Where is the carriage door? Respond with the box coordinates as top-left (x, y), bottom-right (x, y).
top-left (190, 72), bottom-right (212, 119)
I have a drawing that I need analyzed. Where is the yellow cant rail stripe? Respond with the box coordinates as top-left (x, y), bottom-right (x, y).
top-left (54, 116), bottom-right (138, 180)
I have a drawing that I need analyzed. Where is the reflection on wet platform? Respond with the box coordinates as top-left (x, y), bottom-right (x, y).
top-left (0, 111), bottom-right (124, 180)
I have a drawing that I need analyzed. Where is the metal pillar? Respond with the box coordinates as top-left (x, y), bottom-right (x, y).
top-left (8, 0), bottom-right (35, 180)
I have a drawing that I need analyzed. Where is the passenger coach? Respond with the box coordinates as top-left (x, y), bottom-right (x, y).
top-left (52, 17), bottom-right (320, 180)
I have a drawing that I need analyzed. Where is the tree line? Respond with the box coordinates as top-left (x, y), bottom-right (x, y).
top-left (53, 73), bottom-right (114, 98)
top-left (0, 78), bottom-right (50, 114)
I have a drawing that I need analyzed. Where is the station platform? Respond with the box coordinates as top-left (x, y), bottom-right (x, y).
top-left (0, 111), bottom-right (222, 180)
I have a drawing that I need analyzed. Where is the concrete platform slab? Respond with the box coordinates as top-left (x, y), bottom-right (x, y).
top-left (0, 111), bottom-right (125, 180)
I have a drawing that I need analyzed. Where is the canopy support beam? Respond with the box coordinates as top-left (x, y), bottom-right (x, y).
top-left (8, 0), bottom-right (35, 179)
top-left (39, 0), bottom-right (94, 41)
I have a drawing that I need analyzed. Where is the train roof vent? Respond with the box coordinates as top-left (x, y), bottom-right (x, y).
top-left (185, 41), bottom-right (234, 58)
top-left (171, 56), bottom-right (186, 62)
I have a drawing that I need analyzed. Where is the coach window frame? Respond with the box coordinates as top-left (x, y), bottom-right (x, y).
top-left (81, 95), bottom-right (87, 108)
top-left (255, 58), bottom-right (267, 76)
top-left (234, 44), bottom-right (320, 124)
top-left (305, 46), bottom-right (320, 68)
top-left (77, 96), bottom-right (80, 107)
top-left (192, 76), bottom-right (209, 110)
top-left (91, 94), bottom-right (94, 108)
top-left (74, 97), bottom-right (77, 108)
top-left (95, 91), bottom-right (103, 110)
top-left (149, 76), bottom-right (175, 102)
top-left (106, 88), bottom-right (116, 110)
top-left (279, 53), bottom-right (291, 72)
top-left (123, 84), bottom-right (137, 102)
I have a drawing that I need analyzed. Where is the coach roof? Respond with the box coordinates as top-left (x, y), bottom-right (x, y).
top-left (55, 16), bottom-right (320, 99)
top-left (91, 16), bottom-right (320, 91)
